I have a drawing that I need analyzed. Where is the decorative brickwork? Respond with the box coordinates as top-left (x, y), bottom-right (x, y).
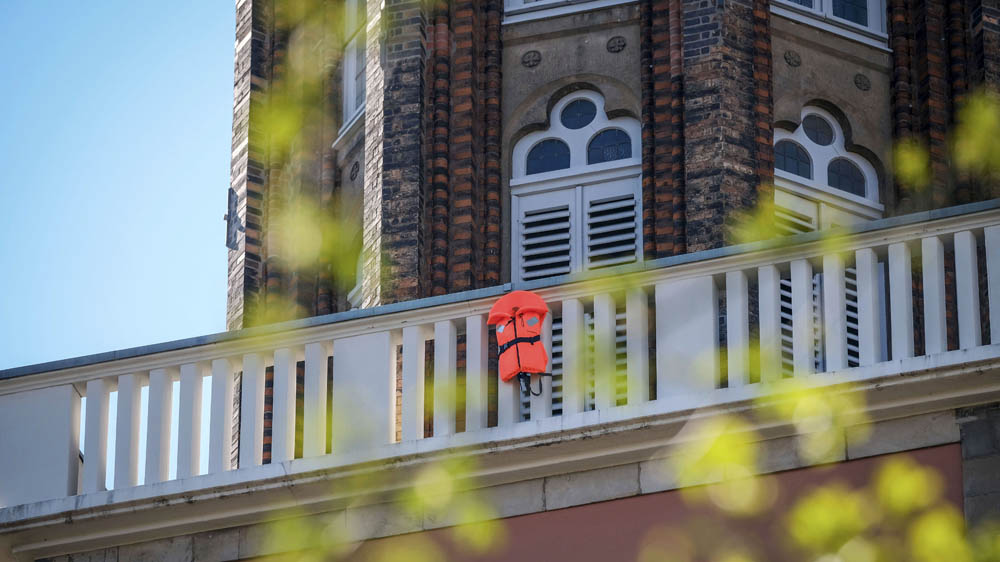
top-left (679, 0), bottom-right (773, 252)
top-left (379, 0), bottom-right (430, 304)
top-left (227, 0), bottom-right (273, 330)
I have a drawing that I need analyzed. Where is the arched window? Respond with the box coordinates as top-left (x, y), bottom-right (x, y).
top-left (510, 90), bottom-right (642, 282)
top-left (775, 140), bottom-right (812, 179)
top-left (773, 105), bottom-right (881, 227)
top-left (587, 129), bottom-right (632, 164)
top-left (527, 139), bottom-right (570, 175)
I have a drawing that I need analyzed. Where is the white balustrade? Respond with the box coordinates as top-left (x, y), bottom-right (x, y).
top-left (954, 231), bottom-right (982, 349)
top-left (855, 248), bottom-right (882, 366)
top-left (82, 378), bottom-right (112, 493)
top-left (4, 206), bottom-right (1000, 514)
top-left (177, 364), bottom-right (205, 479)
top-left (922, 236), bottom-right (948, 355)
top-left (146, 368), bottom-right (175, 484)
top-left (433, 320), bottom-right (457, 436)
top-left (656, 276), bottom-right (719, 395)
top-left (626, 287), bottom-right (651, 401)
top-left (889, 242), bottom-right (915, 360)
top-left (303, 342), bottom-right (330, 457)
top-left (115, 373), bottom-right (145, 489)
top-left (725, 271), bottom-right (750, 388)
top-left (401, 325), bottom-right (429, 440)
top-left (209, 358), bottom-right (235, 473)
top-left (465, 315), bottom-right (489, 431)
top-left (987, 225), bottom-right (1000, 345)
top-left (271, 349), bottom-right (297, 463)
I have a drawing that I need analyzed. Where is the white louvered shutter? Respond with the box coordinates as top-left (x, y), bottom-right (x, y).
top-left (583, 179), bottom-right (641, 271)
top-left (514, 190), bottom-right (577, 282)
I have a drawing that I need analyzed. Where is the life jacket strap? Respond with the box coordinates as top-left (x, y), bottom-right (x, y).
top-left (498, 335), bottom-right (541, 356)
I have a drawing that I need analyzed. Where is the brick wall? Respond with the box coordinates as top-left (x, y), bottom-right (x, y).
top-left (641, 0), bottom-right (773, 257)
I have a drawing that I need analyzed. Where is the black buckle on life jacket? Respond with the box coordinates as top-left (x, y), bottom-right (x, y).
top-left (498, 335), bottom-right (541, 356)
top-left (518, 372), bottom-right (552, 396)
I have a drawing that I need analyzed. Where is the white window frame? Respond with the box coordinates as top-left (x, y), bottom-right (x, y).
top-left (503, 0), bottom-right (636, 24)
top-left (511, 91), bottom-right (642, 283)
top-left (774, 105), bottom-right (883, 224)
top-left (771, 0), bottom-right (888, 49)
top-left (341, 0), bottom-right (366, 134)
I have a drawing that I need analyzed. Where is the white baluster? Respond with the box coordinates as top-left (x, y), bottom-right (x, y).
top-left (433, 320), bottom-right (457, 436)
top-left (922, 236), bottom-right (947, 355)
top-left (593, 293), bottom-right (617, 410)
top-left (986, 225), bottom-right (1000, 344)
top-left (209, 358), bottom-right (235, 473)
top-left (331, 332), bottom-right (399, 452)
top-left (626, 286), bottom-right (651, 402)
top-left (954, 231), bottom-right (982, 349)
top-left (656, 277), bottom-right (719, 395)
top-left (530, 312), bottom-right (553, 419)
top-left (303, 342), bottom-right (329, 457)
top-left (239, 354), bottom-right (265, 469)
top-left (145, 368), bottom-right (175, 484)
top-left (888, 242), bottom-right (914, 359)
top-left (725, 271), bottom-right (750, 388)
top-left (177, 363), bottom-right (205, 479)
top-left (560, 298), bottom-right (587, 416)
top-left (823, 253), bottom-right (848, 371)
top-left (114, 373), bottom-right (145, 489)
top-left (855, 248), bottom-right (882, 366)
top-left (271, 348), bottom-right (297, 463)
top-left (82, 378), bottom-right (112, 493)
top-left (401, 325), bottom-right (429, 441)
top-left (758, 265), bottom-right (782, 382)
top-left (790, 259), bottom-right (814, 376)
top-left (465, 315), bottom-right (489, 432)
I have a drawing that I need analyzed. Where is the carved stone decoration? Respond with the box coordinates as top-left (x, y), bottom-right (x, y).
top-left (606, 36), bottom-right (627, 53)
top-left (350, 161), bottom-right (360, 181)
top-left (854, 73), bottom-right (871, 91)
top-left (783, 50), bottom-right (802, 67)
top-left (522, 50), bottom-right (541, 68)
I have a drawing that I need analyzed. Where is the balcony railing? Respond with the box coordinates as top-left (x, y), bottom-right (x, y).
top-left (2, 201), bottom-right (999, 529)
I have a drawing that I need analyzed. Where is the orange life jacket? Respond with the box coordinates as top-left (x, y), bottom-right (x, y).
top-left (487, 291), bottom-right (549, 383)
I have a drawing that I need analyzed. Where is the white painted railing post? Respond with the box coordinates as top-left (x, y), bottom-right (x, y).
top-left (790, 259), bottom-right (814, 376)
top-left (593, 293), bottom-right (617, 410)
top-left (560, 298), bottom-right (587, 416)
top-left (855, 248), bottom-right (882, 366)
top-left (239, 354), bottom-right (265, 469)
top-left (434, 320), bottom-right (458, 436)
top-left (530, 312), bottom-right (553, 419)
top-left (626, 287), bottom-right (650, 403)
top-left (758, 265), bottom-right (782, 382)
top-left (115, 373), bottom-right (145, 489)
top-left (888, 242), bottom-right (915, 359)
top-left (954, 231), bottom-right (982, 349)
top-left (82, 378), bottom-right (112, 493)
top-left (465, 315), bottom-right (489, 432)
top-left (177, 363), bottom-right (205, 479)
top-left (271, 348), bottom-right (297, 463)
top-left (331, 331), bottom-right (399, 452)
top-left (922, 236), bottom-right (947, 355)
top-left (823, 253), bottom-right (848, 371)
top-left (656, 277), bottom-right (719, 396)
top-left (303, 342), bottom-right (330, 457)
top-left (401, 325), bottom-right (429, 441)
top-left (987, 225), bottom-right (1000, 344)
top-left (146, 368), bottom-right (175, 484)
top-left (725, 271), bottom-right (750, 387)
top-left (209, 358), bottom-right (235, 473)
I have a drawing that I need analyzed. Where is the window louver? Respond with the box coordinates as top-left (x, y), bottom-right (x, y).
top-left (586, 194), bottom-right (638, 270)
top-left (521, 205), bottom-right (573, 281)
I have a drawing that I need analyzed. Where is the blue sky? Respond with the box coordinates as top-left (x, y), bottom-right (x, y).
top-left (0, 2), bottom-right (234, 370)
